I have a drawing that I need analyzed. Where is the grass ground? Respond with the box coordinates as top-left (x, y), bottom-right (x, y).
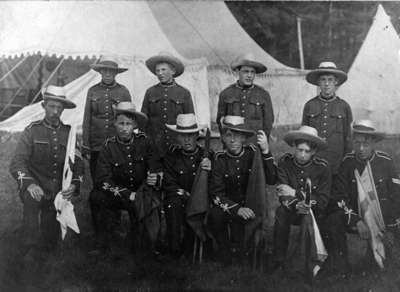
top-left (1, 129), bottom-right (400, 291)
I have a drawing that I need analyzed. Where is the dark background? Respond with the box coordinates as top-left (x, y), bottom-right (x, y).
top-left (227, 1), bottom-right (400, 71)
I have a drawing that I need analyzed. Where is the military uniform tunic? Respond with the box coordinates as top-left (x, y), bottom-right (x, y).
top-left (82, 82), bottom-right (131, 152)
top-left (217, 82), bottom-right (274, 137)
top-left (302, 95), bottom-right (353, 174)
top-left (141, 81), bottom-right (194, 157)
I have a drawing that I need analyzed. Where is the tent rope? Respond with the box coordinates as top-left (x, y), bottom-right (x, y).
top-left (29, 57), bottom-right (65, 105)
top-left (0, 55), bottom-right (46, 117)
top-left (0, 55), bottom-right (29, 84)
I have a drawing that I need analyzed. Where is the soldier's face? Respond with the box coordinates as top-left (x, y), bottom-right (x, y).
top-left (318, 74), bottom-right (338, 97)
top-left (42, 100), bottom-right (64, 124)
top-left (114, 114), bottom-right (137, 141)
top-left (100, 68), bottom-right (117, 85)
top-left (294, 142), bottom-right (316, 165)
top-left (155, 63), bottom-right (175, 84)
top-left (223, 129), bottom-right (246, 155)
top-left (176, 132), bottom-right (198, 152)
top-left (238, 66), bottom-right (256, 86)
top-left (353, 134), bottom-right (375, 161)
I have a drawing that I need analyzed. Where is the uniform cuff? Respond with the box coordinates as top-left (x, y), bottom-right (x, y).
top-left (262, 151), bottom-right (273, 160)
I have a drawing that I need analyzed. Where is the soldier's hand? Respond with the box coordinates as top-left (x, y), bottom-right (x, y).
top-left (276, 184), bottom-right (296, 197)
top-left (61, 184), bottom-right (76, 200)
top-left (296, 201), bottom-right (311, 215)
top-left (237, 207), bottom-right (255, 220)
top-left (146, 172), bottom-right (158, 186)
top-left (356, 220), bottom-right (370, 240)
top-left (129, 192), bottom-right (136, 201)
top-left (82, 148), bottom-right (91, 160)
top-left (256, 130), bottom-right (269, 154)
top-left (200, 158), bottom-right (211, 171)
top-left (27, 183), bottom-right (44, 201)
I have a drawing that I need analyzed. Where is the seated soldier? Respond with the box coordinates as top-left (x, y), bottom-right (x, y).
top-left (273, 126), bottom-right (331, 272)
top-left (163, 113), bottom-right (211, 259)
top-left (90, 102), bottom-right (162, 252)
top-left (208, 116), bottom-right (276, 262)
top-left (328, 120), bottom-right (400, 273)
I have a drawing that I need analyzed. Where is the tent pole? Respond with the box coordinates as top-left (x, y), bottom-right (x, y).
top-left (297, 17), bottom-right (305, 70)
top-left (0, 55), bottom-right (29, 84)
top-left (0, 55), bottom-right (46, 118)
top-left (29, 57), bottom-right (65, 105)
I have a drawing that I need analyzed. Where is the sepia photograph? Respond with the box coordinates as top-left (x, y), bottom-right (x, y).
top-left (1, 1), bottom-right (400, 291)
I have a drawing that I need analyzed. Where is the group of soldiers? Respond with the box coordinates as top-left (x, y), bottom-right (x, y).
top-left (9, 52), bottom-right (400, 279)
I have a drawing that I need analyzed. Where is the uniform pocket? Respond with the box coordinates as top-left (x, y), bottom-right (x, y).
top-left (33, 140), bottom-right (50, 160)
top-left (306, 111), bottom-right (322, 129)
top-left (248, 96), bottom-right (264, 119)
top-left (330, 113), bottom-right (344, 133)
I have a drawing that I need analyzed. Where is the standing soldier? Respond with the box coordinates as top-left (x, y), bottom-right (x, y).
top-left (82, 56), bottom-right (132, 234)
top-left (141, 53), bottom-right (195, 158)
top-left (163, 113), bottom-right (211, 259)
top-left (302, 61), bottom-right (353, 175)
top-left (9, 85), bottom-right (83, 257)
top-left (216, 53), bottom-right (274, 138)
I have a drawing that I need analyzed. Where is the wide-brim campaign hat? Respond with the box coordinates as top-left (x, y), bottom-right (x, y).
top-left (231, 53), bottom-right (267, 74)
top-left (221, 116), bottom-right (255, 136)
top-left (352, 119), bottom-right (385, 141)
top-left (284, 125), bottom-right (327, 150)
top-left (146, 53), bottom-right (185, 77)
top-left (306, 61), bottom-right (347, 86)
top-left (42, 85), bottom-right (76, 109)
top-left (90, 56), bottom-right (128, 74)
top-left (113, 102), bottom-right (148, 129)
top-left (166, 113), bottom-right (204, 133)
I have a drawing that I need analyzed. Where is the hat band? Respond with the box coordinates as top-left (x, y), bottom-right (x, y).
top-left (353, 125), bottom-right (375, 132)
top-left (43, 92), bottom-right (66, 99)
top-left (318, 66), bottom-right (338, 70)
top-left (176, 123), bottom-right (198, 130)
top-left (223, 122), bottom-right (245, 127)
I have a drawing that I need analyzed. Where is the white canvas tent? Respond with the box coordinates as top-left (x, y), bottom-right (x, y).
top-left (0, 1), bottom-right (209, 132)
top-left (338, 4), bottom-right (400, 134)
top-left (149, 1), bottom-right (316, 127)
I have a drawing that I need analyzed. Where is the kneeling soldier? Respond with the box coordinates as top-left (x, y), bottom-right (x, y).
top-left (208, 116), bottom-right (276, 262)
top-left (90, 102), bottom-right (162, 251)
top-left (163, 113), bottom-right (211, 258)
top-left (273, 126), bottom-right (331, 273)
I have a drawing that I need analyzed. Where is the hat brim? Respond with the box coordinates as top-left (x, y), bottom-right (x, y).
top-left (306, 69), bottom-right (348, 86)
top-left (146, 56), bottom-right (185, 77)
top-left (90, 64), bottom-right (128, 74)
top-left (283, 131), bottom-right (327, 150)
top-left (114, 109), bottom-right (148, 129)
top-left (231, 60), bottom-right (267, 74)
top-left (43, 95), bottom-right (76, 109)
top-left (352, 130), bottom-right (385, 141)
top-left (165, 124), bottom-right (204, 133)
top-left (222, 124), bottom-right (255, 136)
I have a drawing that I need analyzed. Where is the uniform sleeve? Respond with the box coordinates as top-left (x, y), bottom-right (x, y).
top-left (82, 89), bottom-right (92, 152)
top-left (216, 92), bottom-right (225, 134)
top-left (262, 151), bottom-right (277, 185)
top-left (387, 160), bottom-right (400, 206)
top-left (302, 102), bottom-right (310, 126)
top-left (277, 160), bottom-right (290, 185)
top-left (209, 156), bottom-right (241, 215)
top-left (262, 91), bottom-right (274, 137)
top-left (94, 146), bottom-right (131, 199)
top-left (70, 142), bottom-right (84, 195)
top-left (312, 166), bottom-right (331, 212)
top-left (9, 128), bottom-right (39, 192)
top-left (183, 89), bottom-right (195, 114)
top-left (343, 102), bottom-right (353, 154)
top-left (162, 152), bottom-right (182, 196)
top-left (144, 138), bottom-right (162, 173)
top-left (121, 86), bottom-right (132, 102)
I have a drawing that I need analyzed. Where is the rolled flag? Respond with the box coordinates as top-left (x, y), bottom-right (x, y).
top-left (54, 125), bottom-right (80, 240)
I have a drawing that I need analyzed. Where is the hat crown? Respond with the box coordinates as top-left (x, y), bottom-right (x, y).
top-left (236, 53), bottom-right (257, 63)
top-left (318, 61), bottom-right (338, 69)
top-left (114, 101), bottom-right (137, 112)
top-left (176, 114), bottom-right (197, 128)
top-left (353, 119), bottom-right (376, 132)
top-left (42, 85), bottom-right (66, 97)
top-left (223, 115), bottom-right (245, 126)
top-left (296, 125), bottom-right (320, 137)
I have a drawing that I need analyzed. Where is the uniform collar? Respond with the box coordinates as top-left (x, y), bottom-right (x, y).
top-left (159, 80), bottom-right (176, 88)
top-left (293, 156), bottom-right (313, 169)
top-left (235, 81), bottom-right (254, 90)
top-left (182, 146), bottom-right (199, 156)
top-left (355, 151), bottom-right (376, 164)
top-left (318, 94), bottom-right (337, 102)
top-left (226, 147), bottom-right (245, 158)
top-left (116, 135), bottom-right (134, 145)
top-left (100, 81), bottom-right (117, 88)
top-left (42, 118), bottom-right (62, 130)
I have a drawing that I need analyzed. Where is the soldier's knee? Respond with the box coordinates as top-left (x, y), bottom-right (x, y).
top-left (274, 205), bottom-right (291, 225)
top-left (208, 206), bottom-right (225, 227)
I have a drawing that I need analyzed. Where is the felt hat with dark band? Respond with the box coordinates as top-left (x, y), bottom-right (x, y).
top-left (146, 53), bottom-right (184, 77)
top-left (231, 53), bottom-right (267, 74)
top-left (91, 56), bottom-right (128, 74)
top-left (306, 61), bottom-right (347, 86)
top-left (166, 113), bottom-right (204, 133)
top-left (42, 85), bottom-right (76, 109)
top-left (352, 119), bottom-right (385, 141)
top-left (113, 102), bottom-right (148, 129)
top-left (284, 125), bottom-right (327, 150)
top-left (221, 116), bottom-right (255, 136)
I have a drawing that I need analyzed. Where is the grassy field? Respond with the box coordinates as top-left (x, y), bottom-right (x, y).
top-left (1, 129), bottom-right (400, 291)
